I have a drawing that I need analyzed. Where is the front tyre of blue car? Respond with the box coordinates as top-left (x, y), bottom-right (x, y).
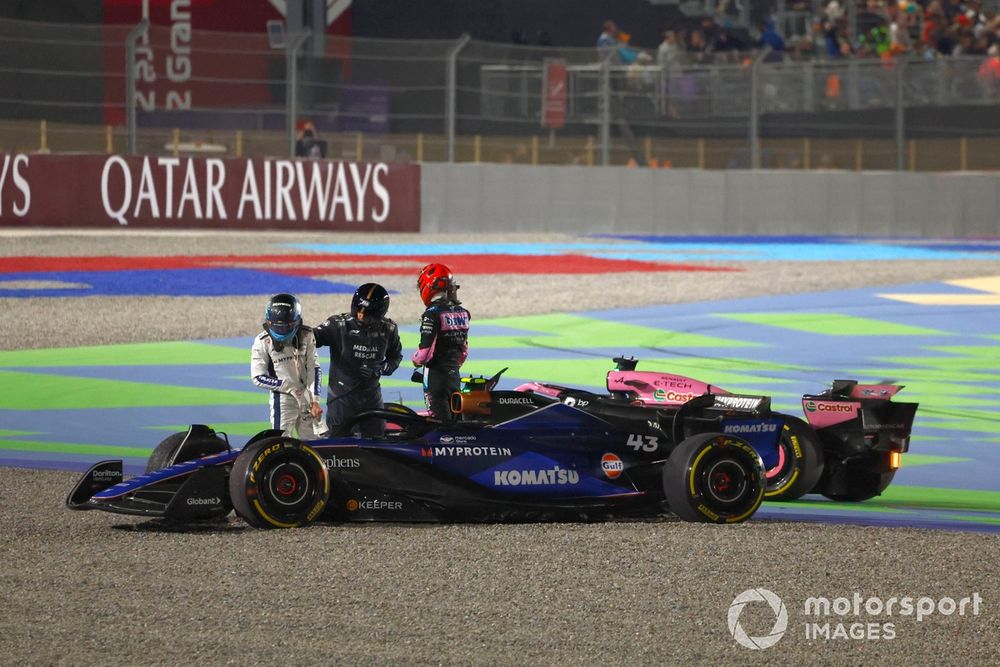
top-left (663, 433), bottom-right (765, 524)
top-left (146, 428), bottom-right (229, 473)
top-left (229, 436), bottom-right (330, 529)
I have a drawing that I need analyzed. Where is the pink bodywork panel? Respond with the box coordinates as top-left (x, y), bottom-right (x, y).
top-left (849, 383), bottom-right (902, 399)
top-left (801, 399), bottom-right (859, 428)
top-left (514, 382), bottom-right (564, 398)
top-left (606, 371), bottom-right (725, 406)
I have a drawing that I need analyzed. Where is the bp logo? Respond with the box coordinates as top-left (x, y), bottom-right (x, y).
top-left (804, 400), bottom-right (817, 412)
top-left (728, 588), bottom-right (788, 649)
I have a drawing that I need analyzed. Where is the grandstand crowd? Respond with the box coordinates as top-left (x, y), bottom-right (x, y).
top-left (601, 1), bottom-right (1000, 63)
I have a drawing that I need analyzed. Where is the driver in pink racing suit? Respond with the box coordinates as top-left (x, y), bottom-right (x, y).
top-left (412, 263), bottom-right (471, 421)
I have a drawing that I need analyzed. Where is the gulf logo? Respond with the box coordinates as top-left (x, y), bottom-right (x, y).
top-left (601, 453), bottom-right (624, 479)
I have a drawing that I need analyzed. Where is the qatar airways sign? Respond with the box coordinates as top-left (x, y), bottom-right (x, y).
top-left (0, 154), bottom-right (420, 231)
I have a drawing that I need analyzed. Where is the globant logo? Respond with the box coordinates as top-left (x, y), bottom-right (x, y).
top-left (728, 588), bottom-right (788, 649)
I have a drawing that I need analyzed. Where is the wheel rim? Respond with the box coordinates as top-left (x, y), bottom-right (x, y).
top-left (765, 438), bottom-right (796, 490)
top-left (702, 457), bottom-right (749, 504)
top-left (263, 461), bottom-right (312, 508)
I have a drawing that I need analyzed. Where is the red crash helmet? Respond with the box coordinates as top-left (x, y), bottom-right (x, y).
top-left (417, 262), bottom-right (453, 306)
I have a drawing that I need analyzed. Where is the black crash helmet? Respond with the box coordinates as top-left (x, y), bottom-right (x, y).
top-left (351, 283), bottom-right (390, 322)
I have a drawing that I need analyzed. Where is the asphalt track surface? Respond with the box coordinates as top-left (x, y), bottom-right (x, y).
top-left (2, 230), bottom-right (1000, 665)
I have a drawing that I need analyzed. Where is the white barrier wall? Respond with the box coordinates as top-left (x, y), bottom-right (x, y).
top-left (421, 164), bottom-right (1000, 237)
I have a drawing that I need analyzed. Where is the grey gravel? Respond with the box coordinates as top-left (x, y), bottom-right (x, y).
top-left (1, 230), bottom-right (998, 665)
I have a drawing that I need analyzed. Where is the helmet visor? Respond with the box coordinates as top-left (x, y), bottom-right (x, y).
top-left (268, 320), bottom-right (298, 335)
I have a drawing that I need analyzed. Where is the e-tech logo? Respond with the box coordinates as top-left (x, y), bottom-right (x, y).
top-left (728, 588), bottom-right (789, 650)
top-left (804, 401), bottom-right (855, 413)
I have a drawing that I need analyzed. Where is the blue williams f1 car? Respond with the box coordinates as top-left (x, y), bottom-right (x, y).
top-left (67, 372), bottom-right (788, 528)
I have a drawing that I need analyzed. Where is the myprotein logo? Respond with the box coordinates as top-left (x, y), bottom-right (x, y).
top-left (715, 396), bottom-right (763, 410)
top-left (100, 156), bottom-right (391, 226)
top-left (421, 446), bottom-right (512, 458)
top-left (728, 588), bottom-right (789, 650)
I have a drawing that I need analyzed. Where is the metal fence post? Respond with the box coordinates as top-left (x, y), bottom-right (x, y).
top-left (286, 30), bottom-right (311, 158)
top-left (895, 57), bottom-right (907, 171)
top-left (125, 18), bottom-right (149, 155)
top-left (446, 34), bottom-right (471, 163)
top-left (749, 51), bottom-right (768, 170)
top-left (599, 50), bottom-right (613, 166)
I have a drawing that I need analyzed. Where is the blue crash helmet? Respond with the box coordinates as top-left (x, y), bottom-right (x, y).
top-left (264, 293), bottom-right (302, 343)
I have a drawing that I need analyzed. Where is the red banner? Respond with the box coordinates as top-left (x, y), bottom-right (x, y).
top-left (542, 59), bottom-right (568, 130)
top-left (102, 0), bottom-right (352, 125)
top-left (0, 153), bottom-right (420, 232)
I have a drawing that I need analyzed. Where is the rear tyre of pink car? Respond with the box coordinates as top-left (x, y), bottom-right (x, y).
top-left (764, 415), bottom-right (824, 501)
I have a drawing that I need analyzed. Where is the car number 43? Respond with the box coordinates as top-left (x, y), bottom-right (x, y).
top-left (626, 434), bottom-right (659, 452)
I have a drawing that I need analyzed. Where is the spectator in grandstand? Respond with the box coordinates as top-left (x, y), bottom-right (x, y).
top-left (759, 18), bottom-right (787, 62)
top-left (597, 20), bottom-right (618, 48)
top-left (294, 121), bottom-right (326, 159)
top-left (979, 44), bottom-right (1000, 97)
top-left (657, 29), bottom-right (681, 71)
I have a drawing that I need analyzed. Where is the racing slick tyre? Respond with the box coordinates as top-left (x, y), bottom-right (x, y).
top-left (764, 415), bottom-right (825, 501)
top-left (820, 468), bottom-right (896, 502)
top-left (663, 433), bottom-right (766, 524)
top-left (145, 426), bottom-right (229, 473)
top-left (229, 436), bottom-right (330, 529)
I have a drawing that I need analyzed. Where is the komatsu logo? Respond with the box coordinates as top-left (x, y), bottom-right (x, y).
top-left (716, 396), bottom-right (762, 410)
top-left (724, 423), bottom-right (778, 434)
top-left (494, 466), bottom-right (579, 486)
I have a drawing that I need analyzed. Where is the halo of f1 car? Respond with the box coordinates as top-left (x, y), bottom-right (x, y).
top-left (67, 357), bottom-right (917, 529)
